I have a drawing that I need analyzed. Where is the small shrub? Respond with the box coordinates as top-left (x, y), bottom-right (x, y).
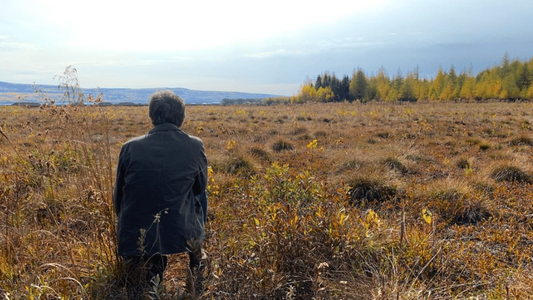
top-left (272, 139), bottom-right (294, 152)
top-left (490, 165), bottom-right (531, 183)
top-left (347, 176), bottom-right (396, 206)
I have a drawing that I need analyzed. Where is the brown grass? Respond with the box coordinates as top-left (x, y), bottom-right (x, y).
top-left (2, 101), bottom-right (533, 299)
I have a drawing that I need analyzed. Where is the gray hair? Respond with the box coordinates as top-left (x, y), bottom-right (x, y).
top-left (148, 90), bottom-right (186, 127)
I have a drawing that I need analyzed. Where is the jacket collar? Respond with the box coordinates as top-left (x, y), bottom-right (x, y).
top-left (149, 123), bottom-right (181, 134)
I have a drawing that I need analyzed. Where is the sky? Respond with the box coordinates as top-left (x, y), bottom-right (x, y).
top-left (1, 0), bottom-right (532, 96)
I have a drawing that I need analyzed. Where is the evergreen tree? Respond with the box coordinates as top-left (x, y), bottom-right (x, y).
top-left (400, 72), bottom-right (417, 101)
top-left (500, 74), bottom-right (520, 99)
top-left (339, 75), bottom-right (351, 102)
top-left (365, 77), bottom-right (379, 101)
top-left (460, 75), bottom-right (476, 100)
top-left (387, 69), bottom-right (404, 101)
top-left (500, 52), bottom-right (511, 78)
top-left (315, 75), bottom-right (323, 89)
top-left (516, 63), bottom-right (531, 92)
top-left (415, 79), bottom-right (429, 101)
top-left (449, 65), bottom-right (457, 85)
top-left (349, 68), bottom-right (368, 101)
top-left (329, 73), bottom-right (343, 102)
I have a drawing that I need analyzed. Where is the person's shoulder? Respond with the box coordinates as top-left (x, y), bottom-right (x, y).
top-left (184, 133), bottom-right (204, 146)
top-left (122, 134), bottom-right (147, 147)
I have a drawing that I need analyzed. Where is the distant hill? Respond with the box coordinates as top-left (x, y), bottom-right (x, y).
top-left (0, 81), bottom-right (280, 105)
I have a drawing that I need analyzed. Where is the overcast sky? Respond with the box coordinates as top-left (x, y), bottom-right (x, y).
top-left (1, 0), bottom-right (532, 96)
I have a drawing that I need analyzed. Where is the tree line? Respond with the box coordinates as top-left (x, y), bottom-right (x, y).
top-left (291, 53), bottom-right (533, 103)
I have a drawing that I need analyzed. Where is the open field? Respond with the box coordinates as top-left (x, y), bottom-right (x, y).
top-left (2, 101), bottom-right (533, 299)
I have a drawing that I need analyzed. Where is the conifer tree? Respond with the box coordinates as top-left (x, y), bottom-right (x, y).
top-left (349, 68), bottom-right (368, 101)
top-left (460, 76), bottom-right (476, 100)
top-left (500, 74), bottom-right (520, 99)
top-left (376, 67), bottom-right (390, 101)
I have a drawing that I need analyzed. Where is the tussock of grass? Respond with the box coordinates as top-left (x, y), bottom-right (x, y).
top-left (508, 135), bottom-right (533, 146)
top-left (272, 139), bottom-right (294, 152)
top-left (347, 176), bottom-right (396, 206)
top-left (490, 165), bottom-right (531, 183)
top-left (456, 157), bottom-right (471, 169)
top-left (382, 157), bottom-right (408, 174)
top-left (249, 146), bottom-right (270, 162)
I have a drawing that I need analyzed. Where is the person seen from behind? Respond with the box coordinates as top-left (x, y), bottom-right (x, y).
top-left (113, 90), bottom-right (208, 296)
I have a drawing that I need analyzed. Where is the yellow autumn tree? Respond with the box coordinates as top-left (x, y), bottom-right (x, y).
top-left (527, 82), bottom-right (533, 99)
top-left (294, 84), bottom-right (317, 103)
top-left (429, 67), bottom-right (446, 100)
top-left (375, 67), bottom-right (390, 101)
top-left (460, 76), bottom-right (476, 100)
top-left (500, 74), bottom-right (520, 99)
top-left (316, 86), bottom-right (335, 102)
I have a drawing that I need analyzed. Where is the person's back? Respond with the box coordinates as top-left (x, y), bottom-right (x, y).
top-left (113, 90), bottom-right (207, 295)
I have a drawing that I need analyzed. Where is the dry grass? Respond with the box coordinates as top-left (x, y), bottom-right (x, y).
top-left (2, 101), bottom-right (533, 299)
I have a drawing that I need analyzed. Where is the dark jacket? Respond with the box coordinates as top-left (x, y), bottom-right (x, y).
top-left (113, 123), bottom-right (208, 256)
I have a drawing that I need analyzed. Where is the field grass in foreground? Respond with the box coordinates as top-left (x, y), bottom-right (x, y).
top-left (1, 101), bottom-right (533, 299)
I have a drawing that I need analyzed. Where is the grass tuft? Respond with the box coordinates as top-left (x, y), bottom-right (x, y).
top-left (347, 176), bottom-right (396, 206)
top-left (490, 165), bottom-right (531, 183)
top-left (508, 135), bottom-right (533, 146)
top-left (272, 139), bottom-right (294, 152)
top-left (382, 157), bottom-right (408, 174)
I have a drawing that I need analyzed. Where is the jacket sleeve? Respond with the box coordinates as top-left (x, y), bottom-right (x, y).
top-left (113, 146), bottom-right (127, 215)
